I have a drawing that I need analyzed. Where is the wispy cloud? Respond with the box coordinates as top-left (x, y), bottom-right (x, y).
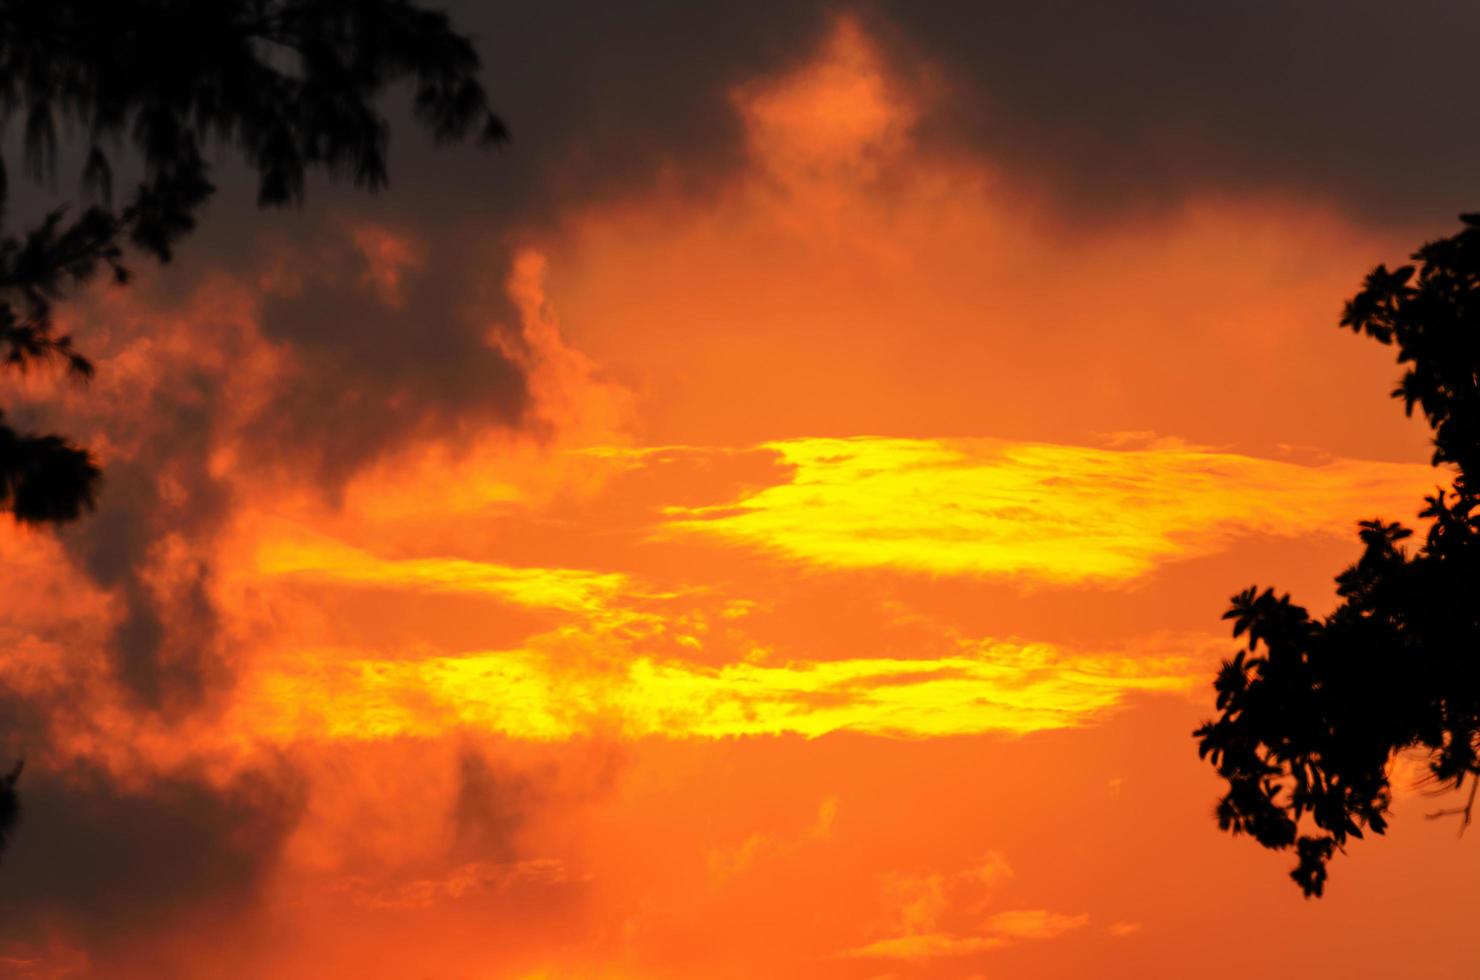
top-left (838, 852), bottom-right (1089, 961)
top-left (986, 908), bottom-right (1090, 940)
top-left (253, 530), bottom-right (636, 618)
top-left (841, 932), bottom-right (1009, 959)
top-left (842, 909), bottom-right (1088, 960)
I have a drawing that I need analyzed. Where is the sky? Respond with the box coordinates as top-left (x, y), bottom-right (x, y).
top-left (2, 3), bottom-right (1480, 977)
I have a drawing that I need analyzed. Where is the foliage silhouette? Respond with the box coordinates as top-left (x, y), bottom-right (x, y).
top-left (1195, 213), bottom-right (1480, 896)
top-left (0, 760), bottom-right (17, 855)
top-left (0, 0), bottom-right (504, 858)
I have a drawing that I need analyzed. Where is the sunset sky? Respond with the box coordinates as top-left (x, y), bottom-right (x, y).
top-left (4, 3), bottom-right (1480, 977)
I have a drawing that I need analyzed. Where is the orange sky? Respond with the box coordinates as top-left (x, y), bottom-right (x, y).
top-left (1, 14), bottom-right (1476, 980)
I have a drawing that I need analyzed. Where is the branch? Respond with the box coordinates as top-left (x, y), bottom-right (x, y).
top-left (1425, 770), bottom-right (1480, 836)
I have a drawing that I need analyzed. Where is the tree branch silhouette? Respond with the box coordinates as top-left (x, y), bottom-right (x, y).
top-left (1195, 213), bottom-right (1480, 896)
top-left (1425, 770), bottom-right (1478, 833)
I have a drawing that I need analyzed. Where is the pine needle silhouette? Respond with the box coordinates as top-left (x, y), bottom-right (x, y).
top-left (0, 0), bottom-right (505, 859)
top-left (1195, 213), bottom-right (1480, 896)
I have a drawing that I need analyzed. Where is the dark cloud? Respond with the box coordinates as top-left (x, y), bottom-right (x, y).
top-left (204, 0), bottom-right (1480, 235)
top-left (353, 0), bottom-right (836, 224)
top-left (64, 377), bottom-right (234, 712)
top-left (14, 228), bottom-right (528, 710)
top-left (5, 291), bottom-right (251, 712)
top-left (166, 0), bottom-right (835, 263)
top-left (0, 758), bottom-right (304, 954)
top-left (865, 0), bottom-right (1480, 224)
top-left (451, 746), bottom-right (539, 861)
top-left (250, 233), bottom-right (527, 487)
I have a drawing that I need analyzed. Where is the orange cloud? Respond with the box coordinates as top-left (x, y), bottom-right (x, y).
top-left (986, 908), bottom-right (1090, 941)
top-left (840, 931), bottom-right (1008, 959)
top-left (500, 249), bottom-right (636, 444)
top-left (733, 16), bottom-right (916, 192)
top-left (548, 17), bottom-right (1424, 474)
top-left (840, 852), bottom-right (1087, 961)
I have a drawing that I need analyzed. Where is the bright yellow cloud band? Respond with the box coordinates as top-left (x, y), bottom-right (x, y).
top-left (238, 641), bottom-right (1195, 744)
top-left (227, 435), bottom-right (1415, 746)
top-left (661, 437), bottom-right (1438, 582)
top-left (254, 533), bottom-right (632, 616)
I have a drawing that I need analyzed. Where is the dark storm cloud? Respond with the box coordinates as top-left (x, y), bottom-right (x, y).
top-left (236, 0), bottom-right (1480, 234)
top-left (352, 0), bottom-right (837, 225)
top-left (0, 758), bottom-right (304, 949)
top-left (250, 233), bottom-right (527, 487)
top-left (35, 228), bottom-right (529, 710)
top-left (866, 0), bottom-right (1480, 223)
top-left (1, 284), bottom-right (262, 712)
top-left (65, 374), bottom-right (235, 712)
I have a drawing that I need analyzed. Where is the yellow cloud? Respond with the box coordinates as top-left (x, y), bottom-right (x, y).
top-left (839, 909), bottom-right (1088, 961)
top-left (839, 932), bottom-right (1008, 960)
top-left (662, 437), bottom-right (1438, 583)
top-left (840, 904), bottom-right (1088, 960)
top-left (986, 909), bottom-right (1090, 941)
top-left (253, 532), bottom-right (633, 617)
top-left (234, 638), bottom-right (1196, 744)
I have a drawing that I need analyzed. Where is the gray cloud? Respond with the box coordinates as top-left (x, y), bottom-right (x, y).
top-left (64, 381), bottom-right (234, 712)
top-left (205, 0), bottom-right (1480, 238)
top-left (249, 232), bottom-right (528, 488)
top-left (869, 0), bottom-right (1480, 224)
top-left (0, 758), bottom-right (304, 954)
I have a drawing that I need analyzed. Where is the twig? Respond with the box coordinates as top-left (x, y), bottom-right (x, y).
top-left (1425, 771), bottom-right (1480, 836)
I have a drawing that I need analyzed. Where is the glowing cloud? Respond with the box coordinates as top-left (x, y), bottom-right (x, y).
top-left (987, 908), bottom-right (1091, 941)
top-left (234, 638), bottom-right (1196, 744)
top-left (840, 932), bottom-right (1008, 959)
top-left (839, 909), bottom-right (1090, 961)
top-left (838, 851), bottom-right (1090, 961)
top-left (253, 531), bottom-right (634, 617)
top-left (662, 437), bottom-right (1440, 583)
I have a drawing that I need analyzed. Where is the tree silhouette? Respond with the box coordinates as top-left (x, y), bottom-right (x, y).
top-left (1196, 213), bottom-right (1480, 896)
top-left (0, 0), bottom-right (504, 858)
